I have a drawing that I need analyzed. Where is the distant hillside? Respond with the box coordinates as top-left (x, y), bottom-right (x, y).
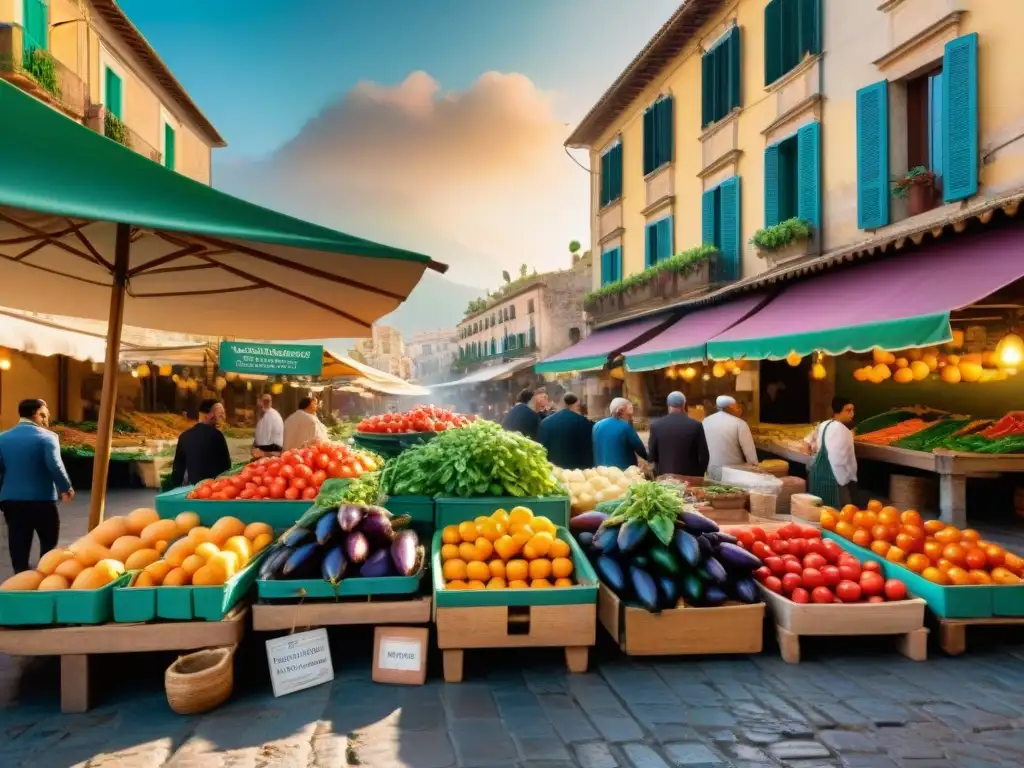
top-left (382, 270), bottom-right (482, 336)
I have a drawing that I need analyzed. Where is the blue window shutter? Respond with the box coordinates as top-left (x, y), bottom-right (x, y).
top-left (600, 250), bottom-right (610, 285)
top-left (599, 151), bottom-right (610, 207)
top-left (642, 107), bottom-right (654, 175)
top-left (666, 217), bottom-right (674, 260)
top-left (728, 26), bottom-right (741, 112)
top-left (764, 0), bottom-right (781, 86)
top-left (764, 144), bottom-right (781, 227)
top-left (701, 189), bottom-right (717, 246)
top-left (661, 97), bottom-right (674, 166)
top-left (105, 68), bottom-right (123, 119)
top-left (645, 222), bottom-right (655, 267)
top-left (655, 217), bottom-right (672, 262)
top-left (929, 73), bottom-right (944, 180)
top-left (799, 0), bottom-right (821, 57)
top-left (718, 177), bottom-right (741, 282)
top-left (609, 143), bottom-right (622, 201)
top-left (613, 247), bottom-right (622, 281)
top-left (942, 33), bottom-right (979, 203)
top-left (856, 80), bottom-right (889, 229)
top-left (701, 52), bottom-right (714, 128)
top-left (796, 121), bottom-right (821, 230)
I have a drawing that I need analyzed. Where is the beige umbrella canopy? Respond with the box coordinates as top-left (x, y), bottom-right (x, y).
top-left (0, 80), bottom-right (445, 526)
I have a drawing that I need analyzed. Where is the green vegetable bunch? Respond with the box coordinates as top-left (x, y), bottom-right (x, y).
top-left (314, 478), bottom-right (351, 509)
top-left (344, 471), bottom-right (383, 506)
top-left (381, 420), bottom-right (564, 498)
top-left (602, 480), bottom-right (683, 546)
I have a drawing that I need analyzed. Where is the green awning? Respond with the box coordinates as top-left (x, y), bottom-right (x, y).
top-left (534, 315), bottom-right (671, 374)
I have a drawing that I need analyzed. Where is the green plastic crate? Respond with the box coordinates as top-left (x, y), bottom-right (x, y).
top-left (434, 496), bottom-right (570, 529)
top-left (353, 431), bottom-right (436, 459)
top-left (155, 486), bottom-right (311, 528)
top-left (0, 572), bottom-right (131, 627)
top-left (113, 572), bottom-right (156, 622)
top-left (432, 527), bottom-right (598, 608)
top-left (257, 568), bottom-right (426, 601)
top-left (823, 531), bottom-right (995, 619)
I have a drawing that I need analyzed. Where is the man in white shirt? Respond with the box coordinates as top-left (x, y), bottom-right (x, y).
top-left (283, 396), bottom-right (330, 451)
top-left (253, 394), bottom-right (285, 455)
top-left (805, 397), bottom-right (858, 509)
top-left (702, 395), bottom-right (759, 481)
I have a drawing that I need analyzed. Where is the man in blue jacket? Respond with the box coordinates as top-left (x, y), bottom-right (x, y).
top-left (0, 399), bottom-right (73, 573)
top-left (592, 397), bottom-right (648, 470)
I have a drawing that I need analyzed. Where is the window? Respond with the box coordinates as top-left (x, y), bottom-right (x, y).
top-left (600, 140), bottom-right (623, 206)
top-left (764, 121), bottom-right (820, 229)
top-left (701, 176), bottom-right (742, 283)
top-left (104, 66), bottom-right (123, 119)
top-left (642, 98), bottom-right (673, 175)
top-left (600, 246), bottom-right (622, 286)
top-left (423, 344), bottom-right (432, 355)
top-left (764, 0), bottom-right (820, 86)
top-left (644, 216), bottom-right (674, 267)
top-left (23, 0), bottom-right (48, 55)
top-left (529, 325), bottom-right (536, 348)
top-left (490, 338), bottom-right (496, 355)
top-left (509, 305), bottom-right (516, 320)
top-left (517, 332), bottom-right (526, 349)
top-left (527, 299), bottom-right (535, 315)
top-left (163, 121), bottom-right (176, 170)
top-left (702, 26), bottom-right (741, 129)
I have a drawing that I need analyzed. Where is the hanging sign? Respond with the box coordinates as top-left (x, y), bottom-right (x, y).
top-left (266, 628), bottom-right (334, 697)
top-left (219, 341), bottom-right (323, 376)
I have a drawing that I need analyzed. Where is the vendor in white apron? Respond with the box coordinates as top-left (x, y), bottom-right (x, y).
top-left (805, 397), bottom-right (858, 509)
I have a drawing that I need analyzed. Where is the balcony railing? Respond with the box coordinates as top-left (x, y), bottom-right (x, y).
top-left (86, 104), bottom-right (162, 164)
top-left (0, 24), bottom-right (88, 118)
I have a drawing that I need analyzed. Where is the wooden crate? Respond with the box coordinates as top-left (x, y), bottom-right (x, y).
top-left (934, 615), bottom-right (1024, 656)
top-left (598, 584), bottom-right (764, 656)
top-left (434, 602), bottom-right (595, 682)
top-left (759, 586), bottom-right (928, 663)
top-left (252, 595), bottom-right (432, 631)
top-left (0, 604), bottom-right (247, 713)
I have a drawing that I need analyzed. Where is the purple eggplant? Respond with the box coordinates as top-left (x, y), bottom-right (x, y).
top-left (345, 531), bottom-right (371, 564)
top-left (390, 530), bottom-right (420, 576)
top-left (569, 512), bottom-right (607, 534)
top-left (360, 509), bottom-right (410, 545)
top-left (717, 542), bottom-right (762, 572)
top-left (359, 549), bottom-right (395, 578)
top-left (321, 545), bottom-right (348, 584)
top-left (680, 510), bottom-right (719, 534)
top-left (337, 504), bottom-right (365, 533)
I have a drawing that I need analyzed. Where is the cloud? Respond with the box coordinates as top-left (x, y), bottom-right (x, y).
top-left (216, 71), bottom-right (590, 287)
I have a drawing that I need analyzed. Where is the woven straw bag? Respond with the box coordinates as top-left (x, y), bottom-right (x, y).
top-left (165, 644), bottom-right (236, 715)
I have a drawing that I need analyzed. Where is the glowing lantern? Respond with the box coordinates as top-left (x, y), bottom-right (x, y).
top-left (681, 366), bottom-right (697, 381)
top-left (996, 333), bottom-right (1024, 370)
top-left (712, 362), bottom-right (727, 378)
top-left (811, 362), bottom-right (827, 380)
top-left (130, 369), bottom-right (139, 378)
top-left (665, 367), bottom-right (678, 380)
top-left (215, 376), bottom-right (227, 391)
top-left (0, 359), bottom-right (10, 371)
top-left (135, 363), bottom-right (151, 378)
top-left (158, 364), bottom-right (172, 376)
top-left (271, 382), bottom-right (285, 395)
top-left (246, 381), bottom-right (253, 391)
top-left (785, 351), bottom-right (802, 367)
top-left (171, 374), bottom-right (181, 383)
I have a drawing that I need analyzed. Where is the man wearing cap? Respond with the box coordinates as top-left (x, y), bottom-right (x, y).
top-left (647, 392), bottom-right (709, 478)
top-left (703, 395), bottom-right (759, 481)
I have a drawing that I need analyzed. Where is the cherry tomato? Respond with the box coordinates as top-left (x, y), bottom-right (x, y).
top-left (784, 559), bottom-right (803, 575)
top-left (835, 580), bottom-right (862, 602)
top-left (291, 477), bottom-right (309, 491)
top-left (791, 587), bottom-right (810, 603)
top-left (302, 486), bottom-right (318, 500)
top-left (763, 576), bottom-right (783, 593)
top-left (197, 485), bottom-right (213, 500)
top-left (764, 557), bottom-right (785, 575)
top-left (316, 453), bottom-right (331, 470)
top-left (781, 573), bottom-right (802, 594)
top-left (859, 571), bottom-right (885, 598)
top-left (862, 560), bottom-right (882, 573)
top-left (883, 579), bottom-right (908, 601)
top-left (239, 489), bottom-right (255, 499)
top-left (751, 541), bottom-right (772, 560)
top-left (256, 486), bottom-right (271, 498)
top-left (803, 553), bottom-right (827, 570)
top-left (223, 485), bottom-right (239, 500)
top-left (811, 586), bottom-right (834, 604)
top-left (801, 568), bottom-right (824, 590)
top-left (754, 566), bottom-right (771, 582)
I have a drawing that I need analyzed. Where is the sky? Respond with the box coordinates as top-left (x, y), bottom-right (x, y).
top-left (119, 0), bottom-right (681, 289)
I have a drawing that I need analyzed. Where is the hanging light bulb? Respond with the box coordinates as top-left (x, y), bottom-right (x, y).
top-left (136, 363), bottom-right (150, 378)
top-left (271, 382), bottom-right (284, 395)
top-left (712, 362), bottom-right (727, 378)
top-left (158, 364), bottom-right (172, 377)
top-left (246, 381), bottom-right (253, 391)
top-left (665, 367), bottom-right (678, 380)
top-left (682, 366), bottom-right (697, 381)
top-left (996, 333), bottom-right (1024, 370)
top-left (702, 372), bottom-right (711, 381)
top-left (130, 369), bottom-right (139, 378)
top-left (215, 376), bottom-right (227, 391)
top-left (786, 351), bottom-right (802, 367)
top-left (0, 359), bottom-right (10, 371)
top-left (811, 362), bottom-right (827, 380)
top-left (225, 371), bottom-right (238, 382)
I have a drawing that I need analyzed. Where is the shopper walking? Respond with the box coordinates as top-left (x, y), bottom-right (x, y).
top-left (805, 397), bottom-right (859, 509)
top-left (647, 391), bottom-right (709, 478)
top-left (283, 395), bottom-right (330, 451)
top-left (539, 393), bottom-right (594, 470)
top-left (501, 387), bottom-right (549, 441)
top-left (169, 398), bottom-right (232, 488)
top-left (253, 394), bottom-right (284, 455)
top-left (702, 395), bottom-right (759, 480)
top-left (593, 397), bottom-right (648, 470)
top-left (0, 399), bottom-right (73, 573)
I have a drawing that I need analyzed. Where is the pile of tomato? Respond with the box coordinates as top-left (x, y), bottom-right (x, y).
top-left (186, 441), bottom-right (381, 501)
top-left (356, 406), bottom-right (473, 434)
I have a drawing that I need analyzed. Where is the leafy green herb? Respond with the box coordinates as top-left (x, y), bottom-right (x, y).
top-left (584, 245), bottom-right (716, 307)
top-left (603, 481), bottom-right (683, 546)
top-left (749, 218), bottom-right (811, 250)
top-left (314, 478), bottom-right (352, 509)
top-left (343, 471), bottom-right (383, 506)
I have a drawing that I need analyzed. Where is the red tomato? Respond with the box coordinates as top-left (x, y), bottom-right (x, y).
top-left (764, 557), bottom-right (785, 575)
top-left (788, 538), bottom-right (807, 557)
top-left (294, 464), bottom-right (313, 480)
top-left (763, 576), bottom-right (783, 594)
top-left (279, 464), bottom-right (295, 480)
top-left (791, 587), bottom-right (810, 603)
top-left (781, 573), bottom-right (803, 594)
top-left (302, 487), bottom-right (318, 500)
top-left (883, 579), bottom-right (908, 601)
top-left (771, 539), bottom-right (790, 555)
top-left (862, 560), bottom-right (882, 573)
top-left (291, 477), bottom-right (309, 491)
top-left (803, 526), bottom-right (822, 539)
top-left (239, 489), bottom-right (255, 499)
top-left (284, 486), bottom-right (300, 500)
top-left (223, 485), bottom-right (239, 500)
top-left (838, 564), bottom-right (861, 582)
top-left (821, 565), bottom-right (841, 587)
top-left (434, 422), bottom-right (448, 432)
top-left (749, 527), bottom-right (767, 542)
top-left (340, 464), bottom-right (357, 479)
top-left (315, 453), bottom-right (331, 470)
top-left (736, 531), bottom-right (755, 550)
top-left (268, 483), bottom-right (285, 500)
top-left (837, 553), bottom-right (860, 567)
top-left (836, 580), bottom-right (862, 602)
top-left (256, 486), bottom-right (271, 498)
top-left (811, 586), bottom-right (834, 603)
top-left (211, 492), bottom-right (226, 500)
top-left (859, 571), bottom-right (885, 597)
top-left (803, 553), bottom-right (827, 570)
top-left (867, 596), bottom-right (886, 603)
top-left (751, 541), bottom-right (772, 560)
top-left (822, 541), bottom-right (843, 564)
top-left (753, 566), bottom-right (771, 582)
top-left (784, 559), bottom-right (803, 575)
top-left (801, 568), bottom-right (824, 590)
top-left (805, 539), bottom-right (826, 557)
top-left (197, 485), bottom-right (213, 500)
top-left (311, 470), bottom-right (328, 487)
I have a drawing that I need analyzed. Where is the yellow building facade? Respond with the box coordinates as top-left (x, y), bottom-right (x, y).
top-left (0, 0), bottom-right (223, 184)
top-left (571, 0), bottom-right (1022, 310)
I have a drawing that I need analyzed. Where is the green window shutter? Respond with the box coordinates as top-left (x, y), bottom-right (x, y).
top-left (662, 216), bottom-right (674, 261)
top-left (599, 152), bottom-right (610, 207)
top-left (796, 121), bottom-right (821, 230)
top-left (728, 26), bottom-right (741, 112)
top-left (701, 189), bottom-right (717, 246)
top-left (23, 0), bottom-right (48, 54)
top-left (600, 250), bottom-right (610, 285)
top-left (663, 97), bottom-right (674, 166)
top-left (529, 326), bottom-right (536, 347)
top-left (609, 143), bottom-right (622, 201)
top-left (642, 107), bottom-right (655, 174)
top-left (942, 33), bottom-right (979, 203)
top-left (764, 0), bottom-right (781, 86)
top-left (645, 221), bottom-right (657, 267)
top-left (799, 0), bottom-right (821, 57)
top-left (164, 123), bottom-right (176, 170)
top-left (105, 68), bottom-right (123, 119)
top-left (718, 177), bottom-right (741, 282)
top-left (701, 50), bottom-right (714, 128)
top-left (764, 144), bottom-right (781, 227)
top-left (856, 80), bottom-right (889, 230)
top-left (613, 247), bottom-right (622, 281)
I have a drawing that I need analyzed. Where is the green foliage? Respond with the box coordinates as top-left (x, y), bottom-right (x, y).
top-left (584, 244), bottom-right (716, 306)
top-left (892, 165), bottom-right (936, 198)
top-left (104, 110), bottom-right (132, 148)
top-left (569, 239), bottom-right (581, 254)
top-left (24, 49), bottom-right (61, 100)
top-left (749, 217), bottom-right (812, 250)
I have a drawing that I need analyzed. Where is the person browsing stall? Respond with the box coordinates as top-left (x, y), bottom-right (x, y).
top-left (253, 394), bottom-right (284, 455)
top-left (647, 391), bottom-right (709, 478)
top-left (283, 396), bottom-right (330, 451)
top-left (805, 397), bottom-right (858, 508)
top-left (169, 398), bottom-right (232, 488)
top-left (538, 393), bottom-right (594, 470)
top-left (501, 387), bottom-right (548, 441)
top-left (592, 397), bottom-right (648, 470)
top-left (702, 395), bottom-right (758, 480)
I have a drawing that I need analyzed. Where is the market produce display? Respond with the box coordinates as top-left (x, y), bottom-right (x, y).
top-left (552, 465), bottom-right (644, 514)
top-left (855, 418), bottom-right (932, 446)
top-left (750, 423), bottom-right (815, 452)
top-left (186, 441), bottom-right (382, 501)
top-left (259, 504), bottom-right (424, 582)
top-left (571, 481), bottom-right (762, 612)
top-left (0, 509), bottom-right (271, 591)
top-left (315, 471), bottom-right (383, 509)
top-left (439, 506), bottom-right (574, 589)
top-left (854, 407), bottom-right (1024, 454)
top-left (381, 420), bottom-right (564, 499)
top-left (822, 502), bottom-right (1024, 585)
top-left (733, 522), bottom-right (908, 604)
top-left (356, 406), bottom-right (472, 434)
top-left (853, 346), bottom-right (1016, 385)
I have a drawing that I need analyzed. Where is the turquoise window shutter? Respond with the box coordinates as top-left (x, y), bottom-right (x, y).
top-left (645, 221), bottom-right (656, 267)
top-left (660, 97), bottom-right (674, 166)
top-left (942, 33), bottom-right (978, 203)
top-left (610, 143), bottom-right (622, 201)
top-left (701, 189), bottom-right (717, 246)
top-left (600, 250), bottom-right (610, 285)
top-left (599, 152), bottom-right (610, 206)
top-left (799, 0), bottom-right (821, 57)
top-left (701, 51), bottom-right (714, 128)
top-left (105, 68), bottom-right (123, 119)
top-left (613, 247), bottom-right (622, 281)
top-left (728, 26), bottom-right (741, 112)
top-left (796, 121), bottom-right (821, 230)
top-left (663, 217), bottom-right (674, 261)
top-left (764, 0), bottom-right (781, 85)
top-left (164, 123), bottom-right (176, 170)
top-left (718, 177), bottom-right (741, 282)
top-left (642, 107), bottom-right (655, 174)
top-left (856, 80), bottom-right (889, 229)
top-left (23, 0), bottom-right (48, 55)
top-left (764, 144), bottom-right (780, 227)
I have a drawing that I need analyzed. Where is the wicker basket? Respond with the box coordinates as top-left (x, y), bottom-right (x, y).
top-left (165, 645), bottom-right (236, 715)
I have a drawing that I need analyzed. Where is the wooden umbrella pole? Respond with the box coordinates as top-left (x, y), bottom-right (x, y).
top-left (87, 223), bottom-right (131, 531)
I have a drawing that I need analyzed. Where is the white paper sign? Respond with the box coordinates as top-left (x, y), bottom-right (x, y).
top-left (266, 628), bottom-right (334, 697)
top-left (378, 637), bottom-right (423, 672)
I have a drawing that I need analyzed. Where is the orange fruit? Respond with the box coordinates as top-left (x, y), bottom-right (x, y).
top-left (530, 579), bottom-right (553, 588)
top-left (905, 553), bottom-right (930, 573)
top-left (194, 542), bottom-right (220, 560)
top-left (475, 515), bottom-right (490, 527)
top-left (985, 545), bottom-right (1007, 568)
top-left (508, 506), bottom-right (534, 526)
top-left (223, 536), bottom-right (253, 566)
top-left (457, 521), bottom-right (479, 542)
top-left (441, 544), bottom-right (460, 562)
top-left (900, 510), bottom-right (923, 527)
top-left (163, 567), bottom-right (190, 587)
top-left (878, 507), bottom-right (900, 526)
top-left (508, 579), bottom-right (530, 589)
top-left (489, 560), bottom-right (506, 579)
top-left (937, 559), bottom-right (955, 573)
top-left (486, 577), bottom-right (507, 589)
top-left (442, 526), bottom-right (461, 545)
top-left (531, 516), bottom-right (556, 535)
top-left (478, 518), bottom-right (506, 542)
top-left (509, 521), bottom-right (535, 538)
top-left (867, 500), bottom-right (883, 513)
top-left (491, 509), bottom-right (510, 526)
top-left (934, 527), bottom-right (961, 545)
top-left (942, 543), bottom-right (967, 566)
top-left (964, 548), bottom-right (988, 570)
top-left (923, 540), bottom-right (944, 562)
top-left (458, 542), bottom-right (478, 562)
top-left (946, 567), bottom-right (971, 586)
top-left (251, 533), bottom-right (273, 553)
top-left (852, 529), bottom-right (872, 548)
top-left (181, 554), bottom-right (205, 576)
top-left (493, 535), bottom-right (521, 561)
top-left (243, 521), bottom-right (273, 540)
top-left (549, 539), bottom-right (571, 559)
top-left (922, 566), bottom-right (950, 585)
top-left (895, 534), bottom-right (919, 553)
top-left (443, 559), bottom-right (468, 581)
top-left (1003, 552), bottom-right (1024, 574)
top-left (960, 528), bottom-right (982, 543)
top-left (852, 511), bottom-right (873, 529)
top-left (902, 524), bottom-right (925, 541)
top-left (923, 520), bottom-right (946, 535)
top-left (551, 557), bottom-right (574, 579)
top-left (188, 526), bottom-right (215, 544)
top-left (524, 533), bottom-right (554, 559)
top-left (968, 570), bottom-right (993, 585)
top-left (446, 580), bottom-right (468, 590)
top-left (506, 559), bottom-right (529, 582)
top-left (838, 506), bottom-right (856, 523)
top-left (870, 541), bottom-right (891, 557)
top-left (466, 561), bottom-right (491, 582)
top-left (554, 578), bottom-right (574, 588)
top-left (819, 509), bottom-right (838, 531)
top-left (871, 524), bottom-right (894, 542)
top-left (835, 521), bottom-right (856, 540)
top-left (529, 558), bottom-right (552, 581)
top-left (991, 567), bottom-right (1022, 585)
top-left (466, 580), bottom-right (486, 590)
top-left (474, 537), bottom-right (494, 561)
top-left (886, 546), bottom-right (906, 563)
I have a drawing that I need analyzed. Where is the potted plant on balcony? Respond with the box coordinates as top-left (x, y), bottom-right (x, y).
top-left (750, 217), bottom-right (813, 266)
top-left (892, 166), bottom-right (938, 216)
top-left (583, 245), bottom-right (714, 318)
